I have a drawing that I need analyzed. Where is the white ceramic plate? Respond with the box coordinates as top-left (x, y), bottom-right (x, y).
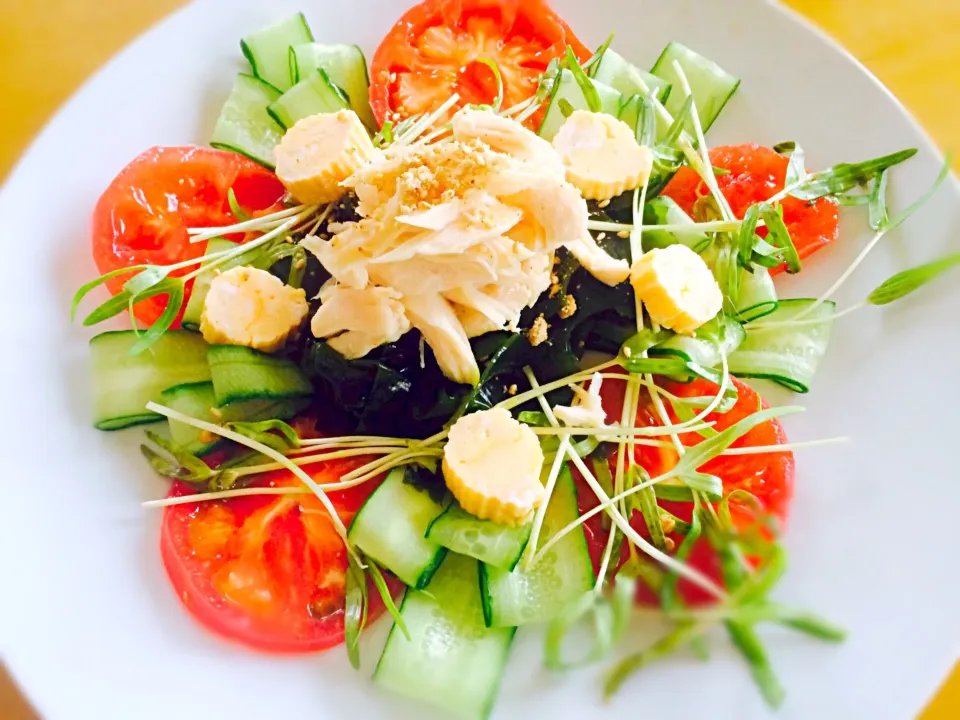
top-left (2, 0), bottom-right (958, 718)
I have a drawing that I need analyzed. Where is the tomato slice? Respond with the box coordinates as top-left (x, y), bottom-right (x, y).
top-left (661, 144), bottom-right (840, 275)
top-left (575, 375), bottom-right (794, 606)
top-left (369, 0), bottom-right (590, 129)
top-left (92, 146), bottom-right (286, 325)
top-left (161, 457), bottom-right (396, 653)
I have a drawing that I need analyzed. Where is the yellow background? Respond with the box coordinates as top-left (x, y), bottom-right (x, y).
top-left (0, 0), bottom-right (956, 717)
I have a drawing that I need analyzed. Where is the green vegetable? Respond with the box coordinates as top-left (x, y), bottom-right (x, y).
top-left (225, 418), bottom-right (301, 453)
top-left (475, 59), bottom-right (504, 111)
top-left (867, 170), bottom-right (889, 231)
top-left (543, 578), bottom-right (635, 671)
top-left (566, 46), bottom-right (602, 113)
top-left (141, 431), bottom-right (219, 489)
top-left (665, 406), bottom-right (803, 480)
top-left (774, 141), bottom-right (806, 187)
top-left (780, 148), bottom-right (917, 202)
top-left (227, 187), bottom-right (251, 222)
top-left (661, 504), bottom-right (702, 612)
top-left (726, 622), bottom-right (785, 709)
top-left (758, 204), bottom-right (801, 274)
top-left (344, 552), bottom-right (368, 670)
top-left (867, 252), bottom-right (960, 305)
top-left (603, 621), bottom-right (702, 698)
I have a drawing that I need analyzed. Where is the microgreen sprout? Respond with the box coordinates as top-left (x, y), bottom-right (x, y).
top-left (145, 402), bottom-right (352, 543)
top-left (395, 93), bottom-right (462, 146)
top-left (475, 59), bottom-right (505, 112)
top-left (789, 154), bottom-right (953, 320)
top-left (522, 368), bottom-right (727, 599)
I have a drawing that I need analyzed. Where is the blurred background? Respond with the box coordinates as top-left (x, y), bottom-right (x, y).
top-left (0, 0), bottom-right (956, 717)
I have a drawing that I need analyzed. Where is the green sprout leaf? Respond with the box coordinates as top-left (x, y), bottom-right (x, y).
top-left (476, 59), bottom-right (505, 112)
top-left (884, 153), bottom-right (953, 232)
top-left (565, 46), bottom-right (602, 113)
top-left (775, 609), bottom-right (847, 642)
top-left (225, 419), bottom-right (301, 453)
top-left (867, 251), bottom-right (960, 306)
top-left (536, 58), bottom-right (562, 103)
top-left (660, 95), bottom-right (694, 148)
top-left (786, 148), bottom-right (917, 201)
top-left (774, 141), bottom-right (806, 187)
top-left (677, 471), bottom-right (723, 501)
top-left (544, 577), bottom-right (636, 671)
top-left (558, 98), bottom-right (576, 118)
top-left (129, 278), bottom-right (185, 355)
top-left (368, 560), bottom-right (410, 640)
top-left (375, 120), bottom-right (394, 147)
top-left (141, 431), bottom-right (217, 486)
top-left (636, 95), bottom-right (657, 148)
top-left (759, 204), bottom-right (801, 274)
top-left (584, 33), bottom-right (615, 76)
top-left (660, 504), bottom-right (702, 612)
top-left (667, 406), bottom-right (802, 480)
top-left (726, 622), bottom-right (785, 709)
top-left (713, 242), bottom-right (741, 311)
top-left (867, 170), bottom-right (889, 231)
top-left (71, 265), bottom-right (146, 321)
top-left (123, 265), bottom-right (176, 297)
top-left (626, 466), bottom-right (667, 550)
top-left (344, 552), bottom-right (369, 670)
top-left (227, 187), bottom-right (251, 222)
top-left (737, 204), bottom-right (762, 268)
top-left (603, 621), bottom-right (702, 699)
top-left (621, 328), bottom-right (672, 358)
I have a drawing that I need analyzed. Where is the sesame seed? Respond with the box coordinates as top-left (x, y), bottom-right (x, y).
top-left (597, 232), bottom-right (607, 241)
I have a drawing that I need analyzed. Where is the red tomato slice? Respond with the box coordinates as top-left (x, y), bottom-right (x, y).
top-left (575, 375), bottom-right (794, 606)
top-left (661, 144), bottom-right (840, 275)
top-left (369, 0), bottom-right (590, 129)
top-left (92, 146), bottom-right (286, 325)
top-left (161, 457), bottom-right (396, 653)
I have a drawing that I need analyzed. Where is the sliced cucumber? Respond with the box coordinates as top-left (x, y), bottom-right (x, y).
top-left (240, 12), bottom-right (313, 92)
top-left (210, 74), bottom-right (284, 169)
top-left (650, 42), bottom-right (740, 135)
top-left (617, 94), bottom-right (642, 136)
top-left (728, 299), bottom-right (835, 393)
top-left (267, 69), bottom-right (350, 129)
top-left (207, 345), bottom-right (312, 406)
top-left (291, 43), bottom-right (376, 130)
top-left (375, 553), bottom-right (515, 720)
top-left (348, 467), bottom-right (447, 588)
top-left (90, 331), bottom-right (210, 431)
top-left (651, 313), bottom-right (746, 370)
top-left (591, 48), bottom-right (671, 103)
top-left (161, 381), bottom-right (309, 455)
top-left (736, 268), bottom-right (778, 319)
top-left (479, 465), bottom-right (594, 628)
top-left (642, 197), bottom-right (712, 253)
top-left (426, 503), bottom-right (532, 572)
top-left (538, 69), bottom-right (622, 142)
top-left (160, 382), bottom-right (223, 454)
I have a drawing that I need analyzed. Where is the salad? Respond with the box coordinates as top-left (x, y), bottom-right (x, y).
top-left (71, 0), bottom-right (957, 717)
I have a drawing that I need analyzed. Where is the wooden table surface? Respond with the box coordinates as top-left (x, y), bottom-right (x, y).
top-left (0, 1), bottom-right (957, 717)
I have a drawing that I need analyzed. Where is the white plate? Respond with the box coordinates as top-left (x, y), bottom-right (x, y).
top-left (1, 0), bottom-right (958, 718)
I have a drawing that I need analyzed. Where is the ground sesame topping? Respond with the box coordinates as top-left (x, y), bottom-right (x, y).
top-left (527, 314), bottom-right (550, 346)
top-left (559, 294), bottom-right (577, 319)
